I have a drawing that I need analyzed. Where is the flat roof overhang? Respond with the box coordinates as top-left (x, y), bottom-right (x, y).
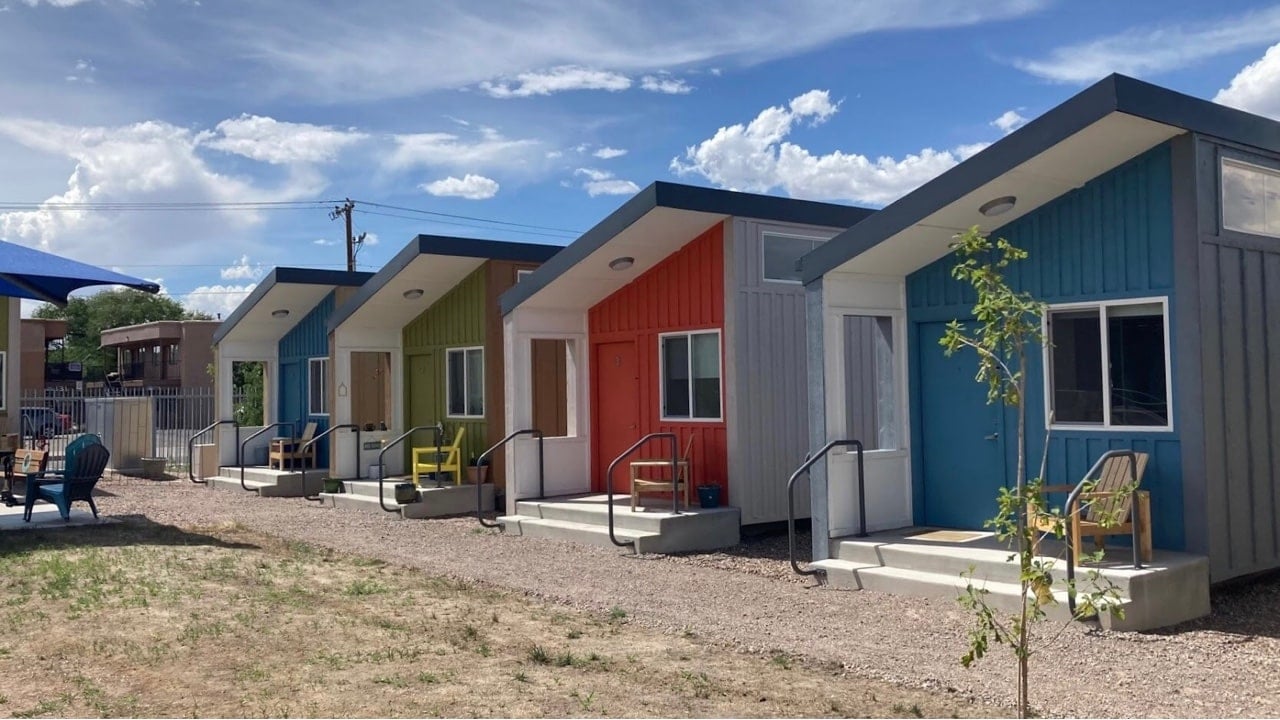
top-left (801, 74), bottom-right (1280, 281)
top-left (212, 268), bottom-right (373, 346)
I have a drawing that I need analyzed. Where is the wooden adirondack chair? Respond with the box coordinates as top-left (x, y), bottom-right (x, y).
top-left (411, 426), bottom-right (466, 487)
top-left (1032, 451), bottom-right (1152, 563)
top-left (269, 422), bottom-right (317, 470)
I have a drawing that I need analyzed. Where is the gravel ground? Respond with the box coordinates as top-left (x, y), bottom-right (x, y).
top-left (88, 475), bottom-right (1280, 718)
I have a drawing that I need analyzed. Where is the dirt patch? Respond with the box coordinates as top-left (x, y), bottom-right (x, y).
top-left (0, 520), bottom-right (998, 718)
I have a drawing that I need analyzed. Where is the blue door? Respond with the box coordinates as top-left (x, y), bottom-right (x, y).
top-left (917, 321), bottom-right (1006, 528)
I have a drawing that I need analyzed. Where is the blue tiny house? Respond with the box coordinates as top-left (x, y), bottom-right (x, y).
top-left (800, 74), bottom-right (1280, 584)
top-left (277, 292), bottom-right (339, 467)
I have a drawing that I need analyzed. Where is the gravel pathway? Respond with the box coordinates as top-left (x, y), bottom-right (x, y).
top-left (92, 476), bottom-right (1280, 718)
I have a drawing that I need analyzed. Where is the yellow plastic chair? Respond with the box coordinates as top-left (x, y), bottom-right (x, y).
top-left (412, 427), bottom-right (466, 486)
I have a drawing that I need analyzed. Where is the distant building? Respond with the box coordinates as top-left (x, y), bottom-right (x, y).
top-left (20, 318), bottom-right (79, 394)
top-left (98, 320), bottom-right (219, 390)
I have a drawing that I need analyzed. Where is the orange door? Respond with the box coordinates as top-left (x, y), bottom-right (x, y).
top-left (594, 341), bottom-right (639, 492)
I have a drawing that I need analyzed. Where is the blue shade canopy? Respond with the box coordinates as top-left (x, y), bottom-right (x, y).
top-left (0, 239), bottom-right (161, 306)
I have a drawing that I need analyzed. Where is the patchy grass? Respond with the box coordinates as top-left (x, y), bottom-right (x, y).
top-left (0, 520), bottom-right (999, 718)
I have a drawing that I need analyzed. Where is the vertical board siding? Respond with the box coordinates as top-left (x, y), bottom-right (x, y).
top-left (907, 143), bottom-right (1185, 550)
top-left (729, 221), bottom-right (838, 524)
top-left (403, 265), bottom-right (488, 483)
top-left (277, 291), bottom-right (335, 465)
top-left (588, 224), bottom-right (728, 499)
top-left (1200, 240), bottom-right (1280, 577)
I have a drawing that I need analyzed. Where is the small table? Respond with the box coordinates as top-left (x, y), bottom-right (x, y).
top-left (629, 459), bottom-right (690, 511)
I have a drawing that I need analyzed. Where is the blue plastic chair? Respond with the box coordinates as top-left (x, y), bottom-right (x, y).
top-left (24, 440), bottom-right (110, 522)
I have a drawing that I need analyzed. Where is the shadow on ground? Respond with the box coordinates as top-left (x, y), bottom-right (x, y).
top-left (0, 515), bottom-right (261, 557)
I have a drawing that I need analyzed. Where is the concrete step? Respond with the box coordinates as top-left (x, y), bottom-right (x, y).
top-left (340, 479), bottom-right (415, 500)
top-left (320, 491), bottom-right (434, 520)
top-left (323, 482), bottom-right (493, 519)
top-left (497, 515), bottom-right (656, 552)
top-left (510, 496), bottom-right (741, 553)
top-left (210, 466), bottom-right (320, 497)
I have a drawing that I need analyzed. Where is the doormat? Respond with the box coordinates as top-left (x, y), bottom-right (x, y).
top-left (908, 530), bottom-right (991, 543)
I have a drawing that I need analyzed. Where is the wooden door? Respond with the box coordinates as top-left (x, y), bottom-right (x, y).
top-left (593, 341), bottom-right (639, 492)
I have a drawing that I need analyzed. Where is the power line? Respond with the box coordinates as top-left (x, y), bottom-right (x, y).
top-left (355, 208), bottom-right (575, 240)
top-left (352, 199), bottom-right (582, 235)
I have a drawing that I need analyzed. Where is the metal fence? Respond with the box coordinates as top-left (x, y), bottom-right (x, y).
top-left (17, 387), bottom-right (221, 472)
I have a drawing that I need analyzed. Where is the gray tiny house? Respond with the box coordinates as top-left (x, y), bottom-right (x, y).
top-left (800, 74), bottom-right (1280, 583)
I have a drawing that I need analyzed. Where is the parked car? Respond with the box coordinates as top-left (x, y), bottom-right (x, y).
top-left (20, 407), bottom-right (70, 437)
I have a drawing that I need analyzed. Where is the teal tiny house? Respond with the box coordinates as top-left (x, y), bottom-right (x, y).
top-left (799, 74), bottom-right (1280, 612)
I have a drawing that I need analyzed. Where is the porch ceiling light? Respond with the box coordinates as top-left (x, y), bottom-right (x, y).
top-left (270, 309), bottom-right (290, 319)
top-left (979, 195), bottom-right (1016, 217)
top-left (608, 256), bottom-right (634, 271)
top-left (403, 288), bottom-right (424, 300)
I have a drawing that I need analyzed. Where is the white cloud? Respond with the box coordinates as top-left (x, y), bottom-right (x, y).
top-left (218, 1), bottom-right (1046, 102)
top-left (0, 116), bottom-right (326, 265)
top-left (671, 89), bottom-right (982, 206)
top-left (420, 174), bottom-right (500, 200)
top-left (65, 58), bottom-right (95, 83)
top-left (640, 75), bottom-right (693, 94)
top-left (991, 109), bottom-right (1027, 134)
top-left (480, 66), bottom-right (631, 98)
top-left (1013, 6), bottom-right (1280, 83)
top-left (181, 283), bottom-right (256, 319)
top-left (220, 254), bottom-right (265, 281)
top-left (314, 237), bottom-right (337, 246)
top-left (386, 126), bottom-right (542, 174)
top-left (592, 146), bottom-right (627, 159)
top-left (1215, 42), bottom-right (1280, 120)
top-left (199, 114), bottom-right (366, 165)
top-left (574, 167), bottom-right (639, 197)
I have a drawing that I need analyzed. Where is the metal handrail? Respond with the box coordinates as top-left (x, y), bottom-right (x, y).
top-left (186, 419), bottom-right (238, 484)
top-left (299, 424), bottom-right (361, 501)
top-left (239, 421), bottom-right (295, 490)
top-left (376, 424), bottom-right (443, 513)
top-left (473, 428), bottom-right (543, 528)
top-left (787, 439), bottom-right (864, 576)
top-left (604, 433), bottom-right (679, 548)
top-left (1064, 449), bottom-right (1141, 615)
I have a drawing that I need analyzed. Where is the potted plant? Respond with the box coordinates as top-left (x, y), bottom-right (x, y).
top-left (322, 477), bottom-right (343, 494)
top-left (394, 482), bottom-right (418, 505)
top-left (466, 454), bottom-right (491, 485)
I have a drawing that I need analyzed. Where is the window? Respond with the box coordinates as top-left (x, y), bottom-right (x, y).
top-left (660, 331), bottom-right (721, 420)
top-left (1222, 158), bottom-right (1280, 238)
top-left (517, 269), bottom-right (534, 282)
top-left (762, 232), bottom-right (825, 283)
top-left (844, 315), bottom-right (897, 450)
top-left (447, 347), bottom-right (484, 418)
top-left (0, 351), bottom-right (6, 411)
top-left (308, 357), bottom-right (329, 416)
top-left (167, 345), bottom-right (179, 365)
top-left (1047, 300), bottom-right (1170, 429)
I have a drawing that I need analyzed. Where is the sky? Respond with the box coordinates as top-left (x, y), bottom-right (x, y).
top-left (3, 0), bottom-right (1280, 318)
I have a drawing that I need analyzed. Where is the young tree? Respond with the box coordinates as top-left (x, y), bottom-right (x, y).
top-left (941, 227), bottom-right (1127, 718)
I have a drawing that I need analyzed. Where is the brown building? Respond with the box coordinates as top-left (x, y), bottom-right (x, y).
top-left (99, 320), bottom-right (219, 389)
top-left (19, 318), bottom-right (78, 394)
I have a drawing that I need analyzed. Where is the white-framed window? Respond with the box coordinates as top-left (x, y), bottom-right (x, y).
top-left (0, 351), bottom-right (6, 411)
top-left (844, 315), bottom-right (898, 450)
top-left (517, 269), bottom-right (534, 282)
top-left (762, 232), bottom-right (826, 283)
top-left (308, 357), bottom-right (329, 416)
top-left (447, 347), bottom-right (485, 418)
top-left (1222, 157), bottom-right (1280, 238)
top-left (1044, 298), bottom-right (1172, 431)
top-left (659, 330), bottom-right (722, 421)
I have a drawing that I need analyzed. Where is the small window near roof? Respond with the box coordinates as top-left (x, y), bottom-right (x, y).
top-left (517, 269), bottom-right (534, 282)
top-left (762, 233), bottom-right (825, 283)
top-left (1222, 158), bottom-right (1280, 238)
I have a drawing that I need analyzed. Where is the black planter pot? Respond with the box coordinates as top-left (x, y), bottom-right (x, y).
top-left (696, 484), bottom-right (721, 509)
top-left (394, 482), bottom-right (418, 505)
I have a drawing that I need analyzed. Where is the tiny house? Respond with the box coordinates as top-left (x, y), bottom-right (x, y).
top-left (498, 182), bottom-right (870, 550)
top-left (326, 234), bottom-right (561, 486)
top-left (799, 74), bottom-right (1280, 592)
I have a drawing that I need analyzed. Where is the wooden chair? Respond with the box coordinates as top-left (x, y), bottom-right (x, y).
top-left (1032, 451), bottom-right (1152, 564)
top-left (3, 448), bottom-right (48, 505)
top-left (630, 435), bottom-right (695, 511)
top-left (412, 426), bottom-right (465, 487)
top-left (268, 422), bottom-right (317, 470)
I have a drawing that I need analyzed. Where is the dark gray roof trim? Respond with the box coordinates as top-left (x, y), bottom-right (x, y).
top-left (500, 181), bottom-right (873, 315)
top-left (800, 73), bottom-right (1280, 284)
top-left (328, 234), bottom-right (562, 331)
top-left (212, 268), bottom-right (373, 344)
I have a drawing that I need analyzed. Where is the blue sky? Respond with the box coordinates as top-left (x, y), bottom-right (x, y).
top-left (2, 0), bottom-right (1279, 317)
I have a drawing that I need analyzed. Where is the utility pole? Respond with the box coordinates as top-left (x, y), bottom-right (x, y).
top-left (329, 199), bottom-right (365, 272)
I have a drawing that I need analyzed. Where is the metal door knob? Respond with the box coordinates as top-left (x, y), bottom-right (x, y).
top-left (984, 433), bottom-right (999, 441)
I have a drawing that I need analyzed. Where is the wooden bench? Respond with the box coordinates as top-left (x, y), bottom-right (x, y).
top-left (3, 449), bottom-right (48, 504)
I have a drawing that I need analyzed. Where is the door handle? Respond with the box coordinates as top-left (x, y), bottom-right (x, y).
top-left (984, 433), bottom-right (999, 441)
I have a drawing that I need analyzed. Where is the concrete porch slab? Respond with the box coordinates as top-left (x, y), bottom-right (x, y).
top-left (812, 526), bottom-right (1210, 631)
top-left (0, 502), bottom-right (109, 530)
top-left (500, 493), bottom-right (740, 554)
